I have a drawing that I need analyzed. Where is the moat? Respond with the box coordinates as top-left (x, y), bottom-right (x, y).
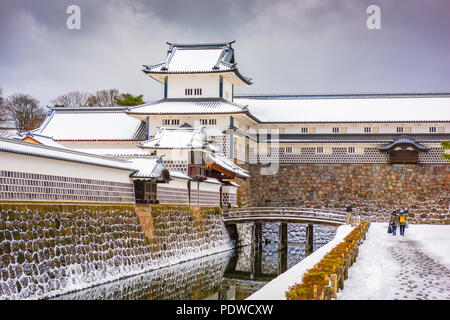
top-left (53, 242), bottom-right (324, 300)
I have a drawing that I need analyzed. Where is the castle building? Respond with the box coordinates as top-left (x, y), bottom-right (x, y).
top-left (13, 41), bottom-right (450, 210)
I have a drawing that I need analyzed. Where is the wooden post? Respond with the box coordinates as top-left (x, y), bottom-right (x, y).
top-left (278, 223), bottom-right (288, 251)
top-left (330, 274), bottom-right (338, 299)
top-left (323, 286), bottom-right (332, 300)
top-left (337, 266), bottom-right (345, 290)
top-left (253, 222), bottom-right (263, 250)
top-left (305, 223), bottom-right (314, 254)
top-left (313, 285), bottom-right (318, 300)
top-left (278, 247), bottom-right (288, 274)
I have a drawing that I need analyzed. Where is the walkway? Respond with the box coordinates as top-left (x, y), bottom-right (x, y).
top-left (338, 223), bottom-right (450, 300)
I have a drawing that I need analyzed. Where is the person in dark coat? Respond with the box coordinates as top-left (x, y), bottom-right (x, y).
top-left (389, 211), bottom-right (398, 236)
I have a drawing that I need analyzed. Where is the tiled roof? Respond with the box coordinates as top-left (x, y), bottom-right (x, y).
top-left (205, 152), bottom-right (250, 178)
top-left (71, 148), bottom-right (151, 157)
top-left (34, 107), bottom-right (146, 141)
top-left (142, 42), bottom-right (252, 84)
top-left (234, 95), bottom-right (450, 123)
top-left (127, 98), bottom-right (248, 115)
top-left (138, 127), bottom-right (208, 150)
top-left (129, 157), bottom-right (169, 179)
top-left (17, 133), bottom-right (67, 148)
top-left (0, 137), bottom-right (136, 171)
top-left (378, 135), bottom-right (430, 151)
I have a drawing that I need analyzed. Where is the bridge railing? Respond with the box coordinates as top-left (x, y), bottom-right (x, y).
top-left (222, 207), bottom-right (347, 224)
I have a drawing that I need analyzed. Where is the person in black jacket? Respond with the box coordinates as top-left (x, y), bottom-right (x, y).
top-left (389, 211), bottom-right (398, 235)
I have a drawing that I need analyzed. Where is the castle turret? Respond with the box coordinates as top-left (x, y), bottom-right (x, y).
top-left (142, 41), bottom-right (252, 102)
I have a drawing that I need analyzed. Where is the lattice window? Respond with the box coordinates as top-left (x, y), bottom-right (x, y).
top-left (0, 170), bottom-right (134, 202)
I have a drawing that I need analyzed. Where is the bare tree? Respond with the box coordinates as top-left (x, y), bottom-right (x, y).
top-left (5, 93), bottom-right (46, 133)
top-left (52, 89), bottom-right (121, 107)
top-left (0, 88), bottom-right (11, 137)
top-left (51, 91), bottom-right (91, 107)
top-left (0, 88), bottom-right (7, 124)
top-left (90, 89), bottom-right (120, 106)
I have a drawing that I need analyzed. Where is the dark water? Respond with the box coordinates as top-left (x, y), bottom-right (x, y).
top-left (53, 243), bottom-right (324, 300)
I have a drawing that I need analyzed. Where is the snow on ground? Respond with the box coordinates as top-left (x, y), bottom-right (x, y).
top-left (338, 223), bottom-right (450, 300)
top-left (247, 224), bottom-right (354, 300)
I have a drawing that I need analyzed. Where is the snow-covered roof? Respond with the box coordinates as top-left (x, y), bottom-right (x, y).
top-left (0, 137), bottom-right (136, 171)
top-left (17, 132), bottom-right (67, 148)
top-left (142, 42), bottom-right (252, 85)
top-left (203, 177), bottom-right (222, 185)
top-left (234, 94), bottom-right (450, 123)
top-left (168, 170), bottom-right (192, 180)
top-left (129, 157), bottom-right (169, 179)
top-left (139, 127), bottom-right (208, 150)
top-left (205, 152), bottom-right (250, 179)
top-left (71, 148), bottom-right (151, 157)
top-left (34, 107), bottom-right (146, 141)
top-left (127, 98), bottom-right (248, 115)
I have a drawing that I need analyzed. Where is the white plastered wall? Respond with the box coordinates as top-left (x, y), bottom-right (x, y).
top-left (0, 151), bottom-right (133, 183)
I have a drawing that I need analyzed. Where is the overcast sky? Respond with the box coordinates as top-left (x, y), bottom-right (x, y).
top-left (0, 0), bottom-right (449, 106)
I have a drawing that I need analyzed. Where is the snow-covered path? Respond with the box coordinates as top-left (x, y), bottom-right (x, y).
top-left (338, 223), bottom-right (450, 300)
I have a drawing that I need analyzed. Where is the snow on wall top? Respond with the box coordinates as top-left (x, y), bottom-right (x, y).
top-left (0, 137), bottom-right (136, 171)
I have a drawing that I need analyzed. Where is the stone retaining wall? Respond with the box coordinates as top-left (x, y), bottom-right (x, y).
top-left (248, 163), bottom-right (450, 223)
top-left (0, 203), bottom-right (232, 300)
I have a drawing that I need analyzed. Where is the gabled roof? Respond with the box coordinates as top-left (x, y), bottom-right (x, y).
top-left (378, 135), bottom-right (430, 151)
top-left (129, 157), bottom-right (170, 179)
top-left (205, 152), bottom-right (250, 179)
top-left (17, 132), bottom-right (67, 148)
top-left (127, 98), bottom-right (248, 115)
top-left (142, 42), bottom-right (252, 85)
top-left (138, 127), bottom-right (209, 150)
top-left (0, 137), bottom-right (136, 171)
top-left (34, 107), bottom-right (146, 141)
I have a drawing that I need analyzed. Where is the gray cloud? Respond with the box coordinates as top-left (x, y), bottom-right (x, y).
top-left (0, 0), bottom-right (449, 106)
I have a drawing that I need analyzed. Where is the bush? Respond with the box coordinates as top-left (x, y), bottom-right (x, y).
top-left (286, 222), bottom-right (370, 300)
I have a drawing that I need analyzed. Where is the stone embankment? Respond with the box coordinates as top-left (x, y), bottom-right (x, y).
top-left (0, 203), bottom-right (232, 300)
top-left (248, 164), bottom-right (450, 224)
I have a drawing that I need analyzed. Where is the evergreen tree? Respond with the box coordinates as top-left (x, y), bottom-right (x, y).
top-left (441, 141), bottom-right (450, 161)
top-left (115, 93), bottom-right (145, 106)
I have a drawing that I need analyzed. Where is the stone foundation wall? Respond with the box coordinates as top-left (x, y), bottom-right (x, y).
top-left (0, 203), bottom-right (232, 300)
top-left (248, 163), bottom-right (450, 223)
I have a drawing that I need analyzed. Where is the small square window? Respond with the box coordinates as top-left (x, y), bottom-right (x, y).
top-left (332, 127), bottom-right (340, 133)
top-left (301, 127), bottom-right (308, 133)
top-left (364, 127), bottom-right (372, 133)
top-left (285, 147), bottom-right (293, 153)
top-left (348, 147), bottom-right (356, 153)
top-left (429, 127), bottom-right (437, 133)
top-left (397, 127), bottom-right (404, 133)
top-left (316, 147), bottom-right (324, 153)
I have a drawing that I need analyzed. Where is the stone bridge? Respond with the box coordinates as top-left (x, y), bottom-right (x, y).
top-left (222, 207), bottom-right (349, 252)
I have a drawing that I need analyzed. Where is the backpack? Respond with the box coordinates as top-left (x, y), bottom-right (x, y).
top-left (399, 214), bottom-right (406, 223)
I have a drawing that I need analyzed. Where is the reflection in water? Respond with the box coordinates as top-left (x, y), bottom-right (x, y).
top-left (53, 243), bottom-right (323, 300)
